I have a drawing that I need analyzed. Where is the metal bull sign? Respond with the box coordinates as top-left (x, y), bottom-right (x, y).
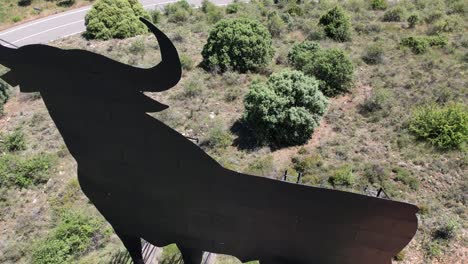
top-left (0, 18), bottom-right (418, 264)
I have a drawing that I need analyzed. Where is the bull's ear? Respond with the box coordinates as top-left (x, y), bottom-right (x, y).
top-left (0, 44), bottom-right (17, 69)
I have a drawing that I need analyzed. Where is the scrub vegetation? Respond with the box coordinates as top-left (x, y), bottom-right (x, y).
top-left (0, 0), bottom-right (467, 263)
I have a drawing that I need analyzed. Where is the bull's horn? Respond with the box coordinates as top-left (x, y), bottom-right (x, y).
top-left (138, 18), bottom-right (181, 92)
top-left (0, 44), bottom-right (17, 68)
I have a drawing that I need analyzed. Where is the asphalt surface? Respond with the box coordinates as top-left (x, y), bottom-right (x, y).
top-left (0, 0), bottom-right (231, 47)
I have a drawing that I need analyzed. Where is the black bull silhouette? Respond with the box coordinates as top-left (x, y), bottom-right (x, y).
top-left (0, 18), bottom-right (418, 264)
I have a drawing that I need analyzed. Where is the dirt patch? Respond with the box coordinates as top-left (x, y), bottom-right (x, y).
top-left (271, 82), bottom-right (373, 168)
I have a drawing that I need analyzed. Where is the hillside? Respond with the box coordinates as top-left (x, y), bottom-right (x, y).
top-left (0, 0), bottom-right (467, 263)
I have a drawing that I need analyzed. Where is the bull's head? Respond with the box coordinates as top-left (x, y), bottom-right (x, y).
top-left (0, 18), bottom-right (181, 111)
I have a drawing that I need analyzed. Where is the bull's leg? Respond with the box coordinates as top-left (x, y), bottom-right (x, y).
top-left (178, 246), bottom-right (203, 264)
top-left (115, 230), bottom-right (144, 264)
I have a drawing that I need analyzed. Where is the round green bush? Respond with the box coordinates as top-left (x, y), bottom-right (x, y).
top-left (409, 103), bottom-right (467, 150)
top-left (243, 70), bottom-right (328, 146)
top-left (85, 0), bottom-right (150, 40)
top-left (318, 6), bottom-right (352, 42)
top-left (202, 18), bottom-right (274, 73)
top-left (303, 48), bottom-right (354, 97)
top-left (287, 41), bottom-right (321, 70)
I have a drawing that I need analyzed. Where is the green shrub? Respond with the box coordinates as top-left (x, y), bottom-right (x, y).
top-left (407, 13), bottom-right (419, 28)
top-left (180, 54), bottom-right (194, 71)
top-left (287, 41), bottom-right (321, 70)
top-left (291, 154), bottom-right (322, 175)
top-left (201, 0), bottom-right (223, 24)
top-left (0, 154), bottom-right (54, 188)
top-left (267, 11), bottom-right (285, 37)
top-left (84, 0), bottom-right (150, 40)
top-left (303, 48), bottom-right (355, 97)
top-left (128, 38), bottom-right (145, 54)
top-left (159, 244), bottom-right (182, 264)
top-left (205, 126), bottom-right (233, 149)
top-left (360, 88), bottom-right (393, 116)
top-left (383, 6), bottom-right (405, 22)
top-left (446, 0), bottom-right (467, 15)
top-left (12, 16), bottom-right (22, 23)
top-left (371, 0), bottom-right (387, 10)
top-left (165, 0), bottom-right (193, 23)
top-left (424, 241), bottom-right (442, 258)
top-left (364, 164), bottom-right (389, 185)
top-left (286, 2), bottom-right (303, 16)
top-left (409, 103), bottom-right (467, 150)
top-left (149, 9), bottom-right (162, 24)
top-left (246, 155), bottom-right (274, 176)
top-left (354, 23), bottom-right (382, 34)
top-left (433, 218), bottom-right (459, 240)
top-left (2, 129), bottom-right (26, 152)
top-left (202, 18), bottom-right (274, 73)
top-left (0, 81), bottom-right (8, 115)
top-left (426, 35), bottom-right (448, 47)
top-left (181, 79), bottom-right (202, 98)
top-left (318, 6), bottom-right (351, 42)
top-left (393, 167), bottom-right (419, 190)
top-left (329, 165), bottom-right (355, 186)
top-left (31, 210), bottom-right (106, 264)
top-left (401, 35), bottom-right (448, 54)
top-left (244, 70), bottom-right (328, 146)
top-left (362, 42), bottom-right (384, 64)
top-left (429, 15), bottom-right (462, 35)
top-left (424, 10), bottom-right (444, 24)
top-left (226, 3), bottom-right (240, 14)
top-left (401, 36), bottom-right (429, 54)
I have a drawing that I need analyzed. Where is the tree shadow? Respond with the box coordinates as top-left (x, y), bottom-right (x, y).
top-left (230, 119), bottom-right (263, 151)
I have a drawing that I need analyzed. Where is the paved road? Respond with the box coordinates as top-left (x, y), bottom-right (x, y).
top-left (0, 0), bottom-right (231, 47)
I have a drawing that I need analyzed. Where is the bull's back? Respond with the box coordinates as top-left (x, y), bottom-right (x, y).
top-left (175, 170), bottom-right (418, 263)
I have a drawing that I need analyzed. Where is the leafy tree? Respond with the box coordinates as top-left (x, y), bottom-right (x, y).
top-left (244, 70), bottom-right (328, 146)
top-left (85, 0), bottom-right (150, 40)
top-left (318, 6), bottom-right (351, 42)
top-left (202, 18), bottom-right (274, 73)
top-left (302, 48), bottom-right (354, 97)
top-left (409, 103), bottom-right (467, 150)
